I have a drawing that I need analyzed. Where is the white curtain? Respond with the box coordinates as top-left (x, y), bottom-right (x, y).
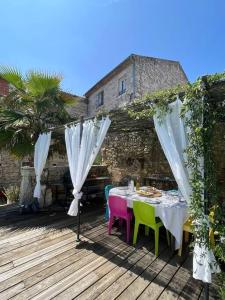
top-left (153, 98), bottom-right (220, 283)
top-left (153, 98), bottom-right (191, 203)
top-left (33, 132), bottom-right (52, 199)
top-left (65, 116), bottom-right (111, 216)
top-left (193, 238), bottom-right (220, 282)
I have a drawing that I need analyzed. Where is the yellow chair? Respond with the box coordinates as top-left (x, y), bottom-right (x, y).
top-left (178, 206), bottom-right (217, 256)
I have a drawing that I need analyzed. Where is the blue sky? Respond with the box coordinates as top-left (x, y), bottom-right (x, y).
top-left (0, 0), bottom-right (224, 95)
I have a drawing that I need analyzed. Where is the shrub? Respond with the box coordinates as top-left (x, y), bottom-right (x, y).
top-left (3, 185), bottom-right (20, 204)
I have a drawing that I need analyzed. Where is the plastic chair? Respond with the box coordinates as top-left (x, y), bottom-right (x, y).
top-left (108, 195), bottom-right (133, 243)
top-left (133, 201), bottom-right (169, 256)
top-left (178, 206), bottom-right (217, 256)
top-left (104, 184), bottom-right (113, 220)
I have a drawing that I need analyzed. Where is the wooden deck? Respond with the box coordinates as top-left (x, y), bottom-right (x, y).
top-left (0, 205), bottom-right (218, 299)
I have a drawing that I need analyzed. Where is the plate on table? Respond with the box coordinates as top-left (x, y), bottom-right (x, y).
top-left (145, 199), bottom-right (161, 204)
top-left (151, 192), bottom-right (162, 198)
top-left (167, 190), bottom-right (179, 196)
top-left (141, 186), bottom-right (158, 192)
top-left (137, 190), bottom-right (154, 197)
top-left (117, 187), bottom-right (128, 191)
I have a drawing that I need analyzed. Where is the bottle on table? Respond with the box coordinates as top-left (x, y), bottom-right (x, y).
top-left (129, 180), bottom-right (135, 192)
top-left (136, 176), bottom-right (141, 191)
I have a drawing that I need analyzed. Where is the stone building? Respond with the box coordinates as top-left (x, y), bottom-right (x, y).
top-left (0, 54), bottom-right (188, 188)
top-left (85, 54), bottom-right (188, 116)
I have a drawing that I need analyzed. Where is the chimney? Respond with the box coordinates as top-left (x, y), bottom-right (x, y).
top-left (0, 78), bottom-right (9, 96)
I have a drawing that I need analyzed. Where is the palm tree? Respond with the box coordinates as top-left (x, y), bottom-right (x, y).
top-left (0, 67), bottom-right (74, 158)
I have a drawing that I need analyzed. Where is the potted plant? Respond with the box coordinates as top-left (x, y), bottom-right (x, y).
top-left (3, 185), bottom-right (20, 204)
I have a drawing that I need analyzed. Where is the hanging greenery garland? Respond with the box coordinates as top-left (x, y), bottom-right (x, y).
top-left (126, 73), bottom-right (225, 298)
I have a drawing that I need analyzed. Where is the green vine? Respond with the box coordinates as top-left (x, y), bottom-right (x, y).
top-left (126, 73), bottom-right (225, 298)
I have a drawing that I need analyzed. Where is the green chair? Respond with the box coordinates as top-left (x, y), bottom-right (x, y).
top-left (104, 184), bottom-right (113, 220)
top-left (133, 201), bottom-right (170, 256)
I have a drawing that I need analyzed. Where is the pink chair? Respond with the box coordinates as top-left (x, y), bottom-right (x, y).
top-left (108, 195), bottom-right (133, 243)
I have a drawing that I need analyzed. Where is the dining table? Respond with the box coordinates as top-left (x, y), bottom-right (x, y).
top-left (109, 186), bottom-right (188, 249)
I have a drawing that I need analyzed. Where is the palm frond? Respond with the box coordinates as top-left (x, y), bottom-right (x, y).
top-left (0, 130), bottom-right (14, 148)
top-left (0, 67), bottom-right (77, 158)
top-left (0, 109), bottom-right (30, 130)
top-left (26, 71), bottom-right (61, 97)
top-left (10, 139), bottom-right (34, 158)
top-left (0, 66), bottom-right (25, 91)
top-left (0, 128), bottom-right (33, 157)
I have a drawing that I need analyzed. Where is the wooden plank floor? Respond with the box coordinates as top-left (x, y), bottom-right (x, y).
top-left (0, 205), bottom-right (218, 299)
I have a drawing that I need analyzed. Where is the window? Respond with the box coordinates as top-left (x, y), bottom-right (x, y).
top-left (96, 91), bottom-right (104, 108)
top-left (118, 77), bottom-right (126, 95)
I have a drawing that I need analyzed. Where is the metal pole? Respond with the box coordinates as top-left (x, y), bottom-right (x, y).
top-left (76, 198), bottom-right (81, 242)
top-left (202, 77), bottom-right (209, 300)
top-left (76, 116), bottom-right (84, 242)
top-left (49, 114), bottom-right (102, 132)
top-left (204, 282), bottom-right (209, 300)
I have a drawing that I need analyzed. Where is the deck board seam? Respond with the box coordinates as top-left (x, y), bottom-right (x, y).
top-left (2, 233), bottom-right (124, 296)
top-left (136, 252), bottom-right (180, 300)
top-left (0, 233), bottom-right (114, 295)
top-left (112, 245), bottom-right (172, 300)
top-left (156, 255), bottom-right (189, 299)
top-left (19, 237), bottom-right (130, 299)
top-left (70, 241), bottom-right (150, 300)
top-left (0, 225), bottom-right (109, 278)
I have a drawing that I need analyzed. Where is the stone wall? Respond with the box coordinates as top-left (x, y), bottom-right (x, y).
top-left (0, 151), bottom-right (69, 189)
top-left (66, 97), bottom-right (88, 118)
top-left (135, 56), bottom-right (188, 98)
top-left (102, 118), bottom-right (225, 199)
top-left (102, 126), bottom-right (173, 183)
top-left (0, 151), bottom-right (21, 187)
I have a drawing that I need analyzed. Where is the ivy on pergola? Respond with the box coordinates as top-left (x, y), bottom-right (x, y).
top-left (107, 73), bottom-right (225, 297)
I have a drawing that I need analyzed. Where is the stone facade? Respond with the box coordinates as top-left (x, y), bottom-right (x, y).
top-left (0, 151), bottom-right (21, 187)
top-left (0, 54), bottom-right (224, 203)
top-left (66, 96), bottom-right (88, 118)
top-left (85, 54), bottom-right (188, 116)
top-left (101, 110), bottom-right (173, 185)
top-left (134, 55), bottom-right (188, 98)
top-left (0, 54), bottom-right (189, 191)
top-left (102, 128), bottom-right (173, 182)
top-left (0, 152), bottom-right (69, 189)
top-left (87, 63), bottom-right (134, 117)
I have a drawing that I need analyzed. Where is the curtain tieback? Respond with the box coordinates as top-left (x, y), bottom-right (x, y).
top-left (72, 190), bottom-right (83, 201)
top-left (36, 175), bottom-right (41, 181)
top-left (33, 175), bottom-right (41, 198)
top-left (68, 191), bottom-right (83, 216)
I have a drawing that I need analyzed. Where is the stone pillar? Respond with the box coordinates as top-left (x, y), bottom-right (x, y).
top-left (19, 166), bottom-right (34, 205)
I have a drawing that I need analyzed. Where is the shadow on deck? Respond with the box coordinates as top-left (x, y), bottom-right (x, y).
top-left (0, 205), bottom-right (218, 299)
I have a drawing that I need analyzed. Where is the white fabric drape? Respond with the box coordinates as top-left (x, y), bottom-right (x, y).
top-left (33, 132), bottom-right (52, 199)
top-left (193, 243), bottom-right (220, 282)
top-left (153, 98), bottom-right (192, 203)
top-left (65, 116), bottom-right (111, 216)
top-left (153, 98), bottom-right (220, 283)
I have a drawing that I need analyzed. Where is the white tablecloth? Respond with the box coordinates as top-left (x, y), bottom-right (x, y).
top-left (109, 187), bottom-right (188, 249)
